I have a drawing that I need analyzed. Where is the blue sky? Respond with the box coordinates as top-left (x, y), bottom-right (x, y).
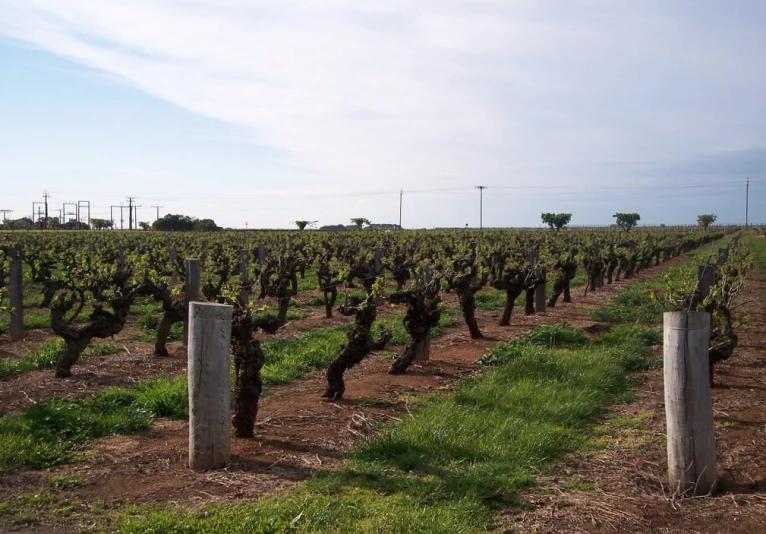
top-left (0, 1), bottom-right (764, 229)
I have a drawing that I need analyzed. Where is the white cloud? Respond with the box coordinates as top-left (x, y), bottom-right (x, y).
top-left (0, 0), bottom-right (764, 226)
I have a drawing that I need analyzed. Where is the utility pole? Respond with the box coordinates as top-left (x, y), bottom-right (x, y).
top-left (399, 189), bottom-right (403, 229)
top-left (63, 202), bottom-right (77, 229)
top-left (77, 201), bottom-right (90, 230)
top-left (127, 197), bottom-right (135, 230)
top-left (475, 186), bottom-right (487, 230)
top-left (0, 209), bottom-right (12, 221)
top-left (54, 209), bottom-right (63, 224)
top-left (42, 190), bottom-right (50, 230)
top-left (151, 205), bottom-right (164, 221)
top-left (745, 177), bottom-right (750, 229)
top-left (32, 201), bottom-right (45, 226)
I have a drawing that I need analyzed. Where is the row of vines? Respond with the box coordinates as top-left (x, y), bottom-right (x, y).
top-left (0, 227), bottom-right (744, 438)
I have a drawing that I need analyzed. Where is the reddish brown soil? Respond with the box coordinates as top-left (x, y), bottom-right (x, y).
top-left (502, 272), bottom-right (766, 533)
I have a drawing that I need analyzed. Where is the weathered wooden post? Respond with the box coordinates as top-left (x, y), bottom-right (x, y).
top-left (414, 266), bottom-right (432, 361)
top-left (183, 259), bottom-right (201, 346)
top-left (528, 249), bottom-right (546, 313)
top-left (697, 265), bottom-right (716, 302)
top-left (664, 311), bottom-right (718, 496)
top-left (238, 249), bottom-right (249, 308)
top-left (170, 245), bottom-right (178, 283)
top-left (9, 247), bottom-right (24, 341)
top-left (201, 241), bottom-right (208, 269)
top-left (257, 244), bottom-right (266, 266)
top-left (374, 247), bottom-right (384, 305)
top-left (594, 243), bottom-right (603, 288)
top-left (716, 248), bottom-right (729, 266)
top-left (188, 302), bottom-right (233, 471)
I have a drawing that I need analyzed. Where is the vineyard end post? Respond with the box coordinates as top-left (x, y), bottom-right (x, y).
top-left (663, 311), bottom-right (717, 496)
top-left (188, 302), bottom-right (233, 471)
top-left (184, 258), bottom-right (201, 346)
top-left (9, 247), bottom-right (24, 341)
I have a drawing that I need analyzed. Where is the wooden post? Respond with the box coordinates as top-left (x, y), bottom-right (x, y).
top-left (528, 249), bottom-right (546, 313)
top-left (184, 259), bottom-right (201, 346)
top-left (374, 247), bottom-right (384, 304)
top-left (188, 302), bottom-right (233, 471)
top-left (170, 246), bottom-right (178, 283)
top-left (535, 281), bottom-right (546, 313)
top-left (697, 265), bottom-right (716, 302)
top-left (663, 311), bottom-right (717, 496)
top-left (117, 247), bottom-right (126, 266)
top-left (238, 249), bottom-right (249, 307)
top-left (9, 247), bottom-right (24, 341)
top-left (201, 241), bottom-right (208, 269)
top-left (257, 244), bottom-right (266, 266)
top-left (414, 266), bottom-right (432, 361)
top-left (717, 248), bottom-right (729, 266)
top-left (594, 243), bottom-right (603, 288)
top-left (414, 335), bottom-right (431, 361)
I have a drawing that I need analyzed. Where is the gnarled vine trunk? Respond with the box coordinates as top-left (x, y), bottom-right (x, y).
top-left (324, 300), bottom-right (391, 399)
top-left (388, 286), bottom-right (441, 374)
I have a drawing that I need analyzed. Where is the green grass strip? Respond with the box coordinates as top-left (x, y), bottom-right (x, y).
top-left (0, 340), bottom-right (122, 379)
top-left (747, 233), bottom-right (766, 274)
top-left (112, 323), bottom-right (660, 533)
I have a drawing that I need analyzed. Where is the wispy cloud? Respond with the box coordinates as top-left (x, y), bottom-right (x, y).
top-left (108, 166), bottom-right (173, 177)
top-left (0, 1), bottom-right (764, 226)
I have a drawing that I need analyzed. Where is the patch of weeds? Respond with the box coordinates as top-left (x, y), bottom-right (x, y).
top-left (606, 417), bottom-right (648, 430)
top-left (478, 323), bottom-right (588, 366)
top-left (136, 313), bottom-right (183, 342)
top-left (358, 398), bottom-right (397, 408)
top-left (51, 475), bottom-right (86, 490)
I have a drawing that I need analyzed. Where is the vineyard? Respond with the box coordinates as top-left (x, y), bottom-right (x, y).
top-left (0, 227), bottom-right (764, 533)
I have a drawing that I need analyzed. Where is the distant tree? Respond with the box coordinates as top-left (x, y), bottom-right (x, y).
top-left (613, 213), bottom-right (640, 231)
top-left (193, 219), bottom-right (221, 232)
top-left (38, 217), bottom-right (61, 230)
top-left (138, 221), bottom-right (151, 231)
top-left (697, 214), bottom-right (717, 231)
top-left (1, 217), bottom-right (35, 230)
top-left (294, 220), bottom-right (317, 231)
top-left (90, 218), bottom-right (113, 230)
top-left (152, 214), bottom-right (196, 232)
top-left (61, 220), bottom-right (89, 230)
top-left (350, 217), bottom-right (371, 230)
top-left (541, 212), bottom-right (572, 231)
